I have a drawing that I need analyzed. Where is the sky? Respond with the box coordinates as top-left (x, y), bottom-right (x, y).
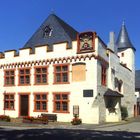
top-left (0, 0), bottom-right (139, 69)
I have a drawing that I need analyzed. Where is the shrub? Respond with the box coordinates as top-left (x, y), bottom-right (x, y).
top-left (0, 115), bottom-right (10, 122)
top-left (71, 115), bottom-right (82, 125)
top-left (23, 115), bottom-right (48, 124)
top-left (23, 116), bottom-right (34, 122)
top-left (120, 106), bottom-right (128, 120)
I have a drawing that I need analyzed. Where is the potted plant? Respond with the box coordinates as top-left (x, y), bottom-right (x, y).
top-left (0, 115), bottom-right (10, 122)
top-left (23, 115), bottom-right (48, 124)
top-left (71, 114), bottom-right (82, 125)
top-left (120, 106), bottom-right (128, 120)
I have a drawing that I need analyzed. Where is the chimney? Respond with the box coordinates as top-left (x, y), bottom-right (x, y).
top-left (108, 32), bottom-right (117, 54)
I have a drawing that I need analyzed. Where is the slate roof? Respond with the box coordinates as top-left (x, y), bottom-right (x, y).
top-left (23, 14), bottom-right (78, 49)
top-left (136, 70), bottom-right (140, 90)
top-left (116, 22), bottom-right (136, 51)
top-left (104, 88), bottom-right (123, 97)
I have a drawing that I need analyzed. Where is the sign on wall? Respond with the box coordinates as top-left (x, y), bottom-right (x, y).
top-left (73, 105), bottom-right (79, 115)
top-left (77, 32), bottom-right (96, 53)
top-left (83, 90), bottom-right (93, 97)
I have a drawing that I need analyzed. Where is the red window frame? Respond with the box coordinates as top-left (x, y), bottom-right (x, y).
top-left (53, 92), bottom-right (69, 113)
top-left (4, 69), bottom-right (15, 86)
top-left (101, 65), bottom-right (107, 86)
top-left (34, 93), bottom-right (48, 112)
top-left (4, 93), bottom-right (15, 110)
top-left (18, 68), bottom-right (30, 85)
top-left (53, 64), bottom-right (69, 84)
top-left (34, 66), bottom-right (48, 85)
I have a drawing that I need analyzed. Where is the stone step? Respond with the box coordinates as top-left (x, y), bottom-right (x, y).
top-left (10, 118), bottom-right (23, 123)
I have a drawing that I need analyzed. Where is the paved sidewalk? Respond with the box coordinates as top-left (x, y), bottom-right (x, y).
top-left (0, 116), bottom-right (140, 130)
top-left (0, 117), bottom-right (138, 130)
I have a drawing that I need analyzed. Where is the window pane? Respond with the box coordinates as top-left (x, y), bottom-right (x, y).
top-left (55, 94), bottom-right (60, 100)
top-left (56, 66), bottom-right (61, 72)
top-left (41, 74), bottom-right (46, 83)
top-left (25, 76), bottom-right (30, 84)
top-left (36, 95), bottom-right (40, 100)
top-left (42, 95), bottom-right (46, 100)
top-left (11, 77), bottom-right (14, 85)
top-left (10, 95), bottom-right (14, 99)
top-left (10, 71), bottom-right (14, 75)
top-left (55, 102), bottom-right (60, 111)
top-left (62, 94), bottom-right (68, 100)
top-left (5, 101), bottom-right (9, 109)
top-left (36, 101), bottom-right (40, 110)
top-left (25, 69), bottom-right (30, 74)
top-left (62, 102), bottom-right (68, 111)
top-left (5, 95), bottom-right (9, 100)
top-left (62, 73), bottom-right (68, 82)
top-left (20, 76), bottom-right (24, 84)
top-left (10, 101), bottom-right (14, 109)
top-left (36, 68), bottom-right (41, 74)
top-left (6, 77), bottom-right (10, 85)
top-left (56, 73), bottom-right (61, 82)
top-left (5, 71), bottom-right (9, 76)
top-left (42, 102), bottom-right (47, 110)
top-left (36, 75), bottom-right (41, 83)
top-left (62, 66), bottom-right (68, 71)
top-left (20, 70), bottom-right (24, 74)
top-left (42, 68), bottom-right (47, 73)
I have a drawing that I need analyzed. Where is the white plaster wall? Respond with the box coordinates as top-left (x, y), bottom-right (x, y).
top-left (106, 102), bottom-right (121, 122)
top-left (0, 41), bottom-right (100, 124)
top-left (118, 48), bottom-right (135, 72)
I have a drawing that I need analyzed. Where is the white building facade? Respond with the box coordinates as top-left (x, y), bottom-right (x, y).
top-left (0, 14), bottom-right (136, 124)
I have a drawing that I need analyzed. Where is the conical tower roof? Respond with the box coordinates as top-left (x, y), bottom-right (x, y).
top-left (116, 22), bottom-right (135, 51)
top-left (23, 14), bottom-right (78, 49)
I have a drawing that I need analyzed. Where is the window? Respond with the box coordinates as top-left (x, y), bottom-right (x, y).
top-left (4, 70), bottom-right (15, 86)
top-left (34, 93), bottom-right (48, 112)
top-left (19, 68), bottom-right (30, 85)
top-left (121, 53), bottom-right (124, 57)
top-left (72, 63), bottom-right (86, 82)
top-left (4, 94), bottom-right (15, 110)
top-left (34, 67), bottom-right (48, 84)
top-left (54, 64), bottom-right (69, 84)
top-left (53, 93), bottom-right (69, 113)
top-left (101, 65), bottom-right (107, 86)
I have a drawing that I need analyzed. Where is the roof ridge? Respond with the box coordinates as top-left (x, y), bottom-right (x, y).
top-left (23, 14), bottom-right (78, 49)
top-left (50, 14), bottom-right (72, 41)
top-left (52, 14), bottom-right (78, 40)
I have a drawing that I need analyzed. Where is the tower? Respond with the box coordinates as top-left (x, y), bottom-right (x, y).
top-left (116, 22), bottom-right (136, 72)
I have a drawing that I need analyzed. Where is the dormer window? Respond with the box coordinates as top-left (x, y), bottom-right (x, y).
top-left (43, 25), bottom-right (53, 37)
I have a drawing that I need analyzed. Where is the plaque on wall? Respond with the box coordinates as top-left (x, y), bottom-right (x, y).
top-left (77, 32), bottom-right (96, 53)
top-left (83, 90), bottom-right (93, 97)
top-left (73, 105), bottom-right (79, 115)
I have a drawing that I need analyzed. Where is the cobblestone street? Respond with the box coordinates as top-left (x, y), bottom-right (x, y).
top-left (0, 117), bottom-right (140, 139)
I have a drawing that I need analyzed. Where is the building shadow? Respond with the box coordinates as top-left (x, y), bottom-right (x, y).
top-left (0, 127), bottom-right (140, 140)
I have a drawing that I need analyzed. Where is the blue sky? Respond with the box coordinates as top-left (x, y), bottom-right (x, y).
top-left (0, 0), bottom-right (139, 69)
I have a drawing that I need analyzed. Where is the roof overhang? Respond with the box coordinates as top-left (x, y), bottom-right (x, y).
top-left (104, 89), bottom-right (123, 97)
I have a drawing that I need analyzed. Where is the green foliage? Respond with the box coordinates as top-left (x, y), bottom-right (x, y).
top-left (71, 114), bottom-right (82, 125)
top-left (120, 106), bottom-right (128, 120)
top-left (23, 115), bottom-right (48, 124)
top-left (0, 115), bottom-right (10, 122)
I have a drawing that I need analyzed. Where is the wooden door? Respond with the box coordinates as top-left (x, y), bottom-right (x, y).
top-left (20, 95), bottom-right (29, 116)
